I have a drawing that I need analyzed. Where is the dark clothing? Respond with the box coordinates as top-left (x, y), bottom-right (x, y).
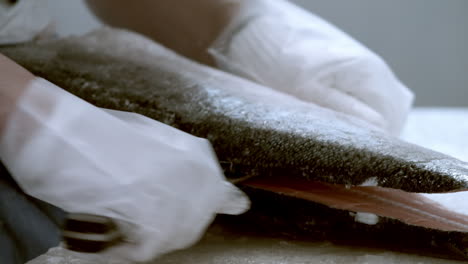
top-left (0, 163), bottom-right (65, 264)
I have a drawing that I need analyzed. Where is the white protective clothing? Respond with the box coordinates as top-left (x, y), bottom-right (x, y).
top-left (0, 78), bottom-right (250, 262)
top-left (0, 0), bottom-right (51, 45)
top-left (210, 0), bottom-right (414, 135)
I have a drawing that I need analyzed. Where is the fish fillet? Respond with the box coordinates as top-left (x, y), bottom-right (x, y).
top-left (1, 28), bottom-right (467, 259)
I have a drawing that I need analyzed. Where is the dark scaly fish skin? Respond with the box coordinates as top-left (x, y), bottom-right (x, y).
top-left (1, 29), bottom-right (467, 193)
top-left (1, 29), bottom-right (467, 259)
top-left (218, 187), bottom-right (468, 260)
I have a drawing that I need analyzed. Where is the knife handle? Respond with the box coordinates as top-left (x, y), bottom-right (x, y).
top-left (62, 213), bottom-right (122, 253)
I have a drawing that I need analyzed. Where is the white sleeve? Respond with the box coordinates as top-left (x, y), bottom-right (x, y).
top-left (0, 78), bottom-right (249, 262)
top-left (209, 0), bottom-right (414, 135)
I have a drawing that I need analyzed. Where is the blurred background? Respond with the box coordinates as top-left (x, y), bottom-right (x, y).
top-left (46, 0), bottom-right (467, 106)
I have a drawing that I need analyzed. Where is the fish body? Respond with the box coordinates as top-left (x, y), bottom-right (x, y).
top-left (1, 28), bottom-right (467, 259)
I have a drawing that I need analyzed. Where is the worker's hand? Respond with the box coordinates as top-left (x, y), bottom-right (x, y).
top-left (87, 0), bottom-right (413, 134)
top-left (0, 78), bottom-right (249, 262)
top-left (209, 0), bottom-right (414, 136)
top-left (0, 0), bottom-right (51, 45)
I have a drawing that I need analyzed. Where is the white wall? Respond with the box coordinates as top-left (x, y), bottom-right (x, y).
top-left (49, 0), bottom-right (467, 106)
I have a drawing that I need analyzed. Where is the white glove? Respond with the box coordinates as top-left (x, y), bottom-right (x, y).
top-left (0, 78), bottom-right (249, 262)
top-left (209, 0), bottom-right (414, 135)
top-left (0, 0), bottom-right (52, 45)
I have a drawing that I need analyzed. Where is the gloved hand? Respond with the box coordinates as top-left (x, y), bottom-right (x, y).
top-left (0, 0), bottom-right (51, 45)
top-left (0, 78), bottom-right (249, 262)
top-left (209, 0), bottom-right (414, 135)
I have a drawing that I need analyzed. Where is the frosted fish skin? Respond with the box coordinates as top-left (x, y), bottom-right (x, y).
top-left (1, 29), bottom-right (467, 194)
top-left (1, 29), bottom-right (468, 259)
